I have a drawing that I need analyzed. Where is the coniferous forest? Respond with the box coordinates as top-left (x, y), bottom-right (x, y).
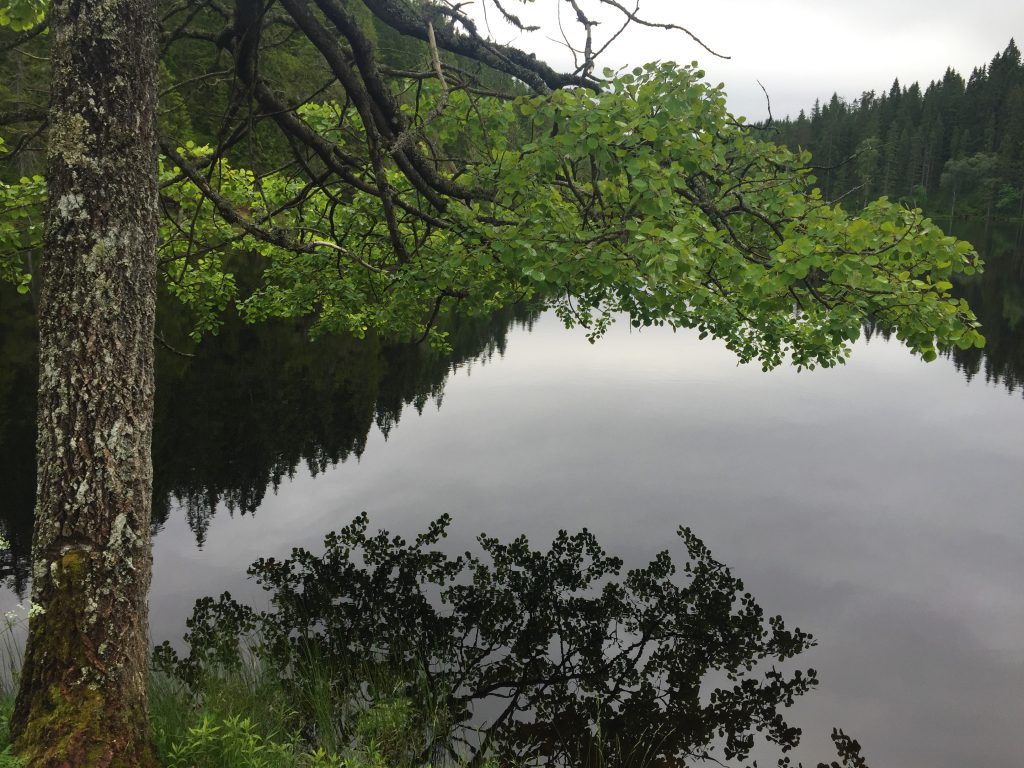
top-left (769, 40), bottom-right (1024, 226)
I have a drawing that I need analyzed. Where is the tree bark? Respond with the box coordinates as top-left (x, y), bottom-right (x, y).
top-left (10, 1), bottom-right (160, 765)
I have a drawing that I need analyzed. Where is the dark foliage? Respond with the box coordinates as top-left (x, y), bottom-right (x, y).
top-left (154, 514), bottom-right (870, 767)
top-left (770, 40), bottom-right (1024, 224)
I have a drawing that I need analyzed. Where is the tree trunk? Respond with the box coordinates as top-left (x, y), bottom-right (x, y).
top-left (10, 1), bottom-right (159, 765)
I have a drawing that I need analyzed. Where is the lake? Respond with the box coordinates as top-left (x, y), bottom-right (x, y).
top-left (1, 223), bottom-right (1022, 768)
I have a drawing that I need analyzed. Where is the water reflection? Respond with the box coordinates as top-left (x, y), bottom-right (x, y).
top-left (0, 290), bottom-right (36, 596)
top-left (0, 231), bottom-right (1020, 589)
top-left (156, 513), bottom-right (834, 767)
top-left (945, 224), bottom-right (1024, 394)
top-left (1, 233), bottom-right (1021, 587)
top-left (151, 306), bottom-right (538, 546)
top-left (0, 229), bottom-right (1022, 767)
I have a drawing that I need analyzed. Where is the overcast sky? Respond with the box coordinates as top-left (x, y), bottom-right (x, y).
top-left (464, 0), bottom-right (1023, 119)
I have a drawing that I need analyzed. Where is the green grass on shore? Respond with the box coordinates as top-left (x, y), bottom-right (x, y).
top-left (0, 660), bottom-right (496, 768)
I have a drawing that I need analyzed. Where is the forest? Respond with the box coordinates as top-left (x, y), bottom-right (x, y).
top-left (769, 40), bottom-right (1024, 226)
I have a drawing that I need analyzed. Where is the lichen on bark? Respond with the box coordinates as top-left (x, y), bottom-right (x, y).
top-left (10, 0), bottom-right (161, 765)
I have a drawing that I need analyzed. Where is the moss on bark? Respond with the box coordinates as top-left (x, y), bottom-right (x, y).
top-left (13, 553), bottom-right (158, 767)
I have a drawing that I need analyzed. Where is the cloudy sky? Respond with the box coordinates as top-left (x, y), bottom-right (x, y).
top-left (464, 0), bottom-right (1022, 119)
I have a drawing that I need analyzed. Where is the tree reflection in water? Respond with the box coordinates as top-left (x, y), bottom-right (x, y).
top-left (151, 305), bottom-right (540, 544)
top-left (156, 513), bottom-right (866, 767)
top-left (5, 233), bottom-right (1021, 763)
top-left (1, 229), bottom-right (1020, 592)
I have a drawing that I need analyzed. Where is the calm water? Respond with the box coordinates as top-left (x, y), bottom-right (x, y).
top-left (1, 225), bottom-right (1023, 767)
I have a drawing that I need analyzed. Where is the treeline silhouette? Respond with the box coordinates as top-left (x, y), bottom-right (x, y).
top-left (152, 305), bottom-right (538, 547)
top-left (769, 40), bottom-right (1024, 227)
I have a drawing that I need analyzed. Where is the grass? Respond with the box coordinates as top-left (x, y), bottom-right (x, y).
top-left (0, 604), bottom-right (487, 768)
top-left (0, 614), bottom-right (428, 768)
top-left (0, 655), bottom-right (482, 768)
top-left (0, 672), bottom-right (442, 768)
top-left (0, 696), bottom-right (19, 768)
top-left (149, 654), bottom-right (460, 768)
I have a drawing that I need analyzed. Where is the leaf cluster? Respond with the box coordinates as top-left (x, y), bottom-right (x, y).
top-left (0, 0), bottom-right (44, 32)
top-left (0, 174), bottom-right (42, 295)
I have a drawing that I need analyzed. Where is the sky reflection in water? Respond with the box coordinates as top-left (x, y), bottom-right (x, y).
top-left (148, 311), bottom-right (1024, 768)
